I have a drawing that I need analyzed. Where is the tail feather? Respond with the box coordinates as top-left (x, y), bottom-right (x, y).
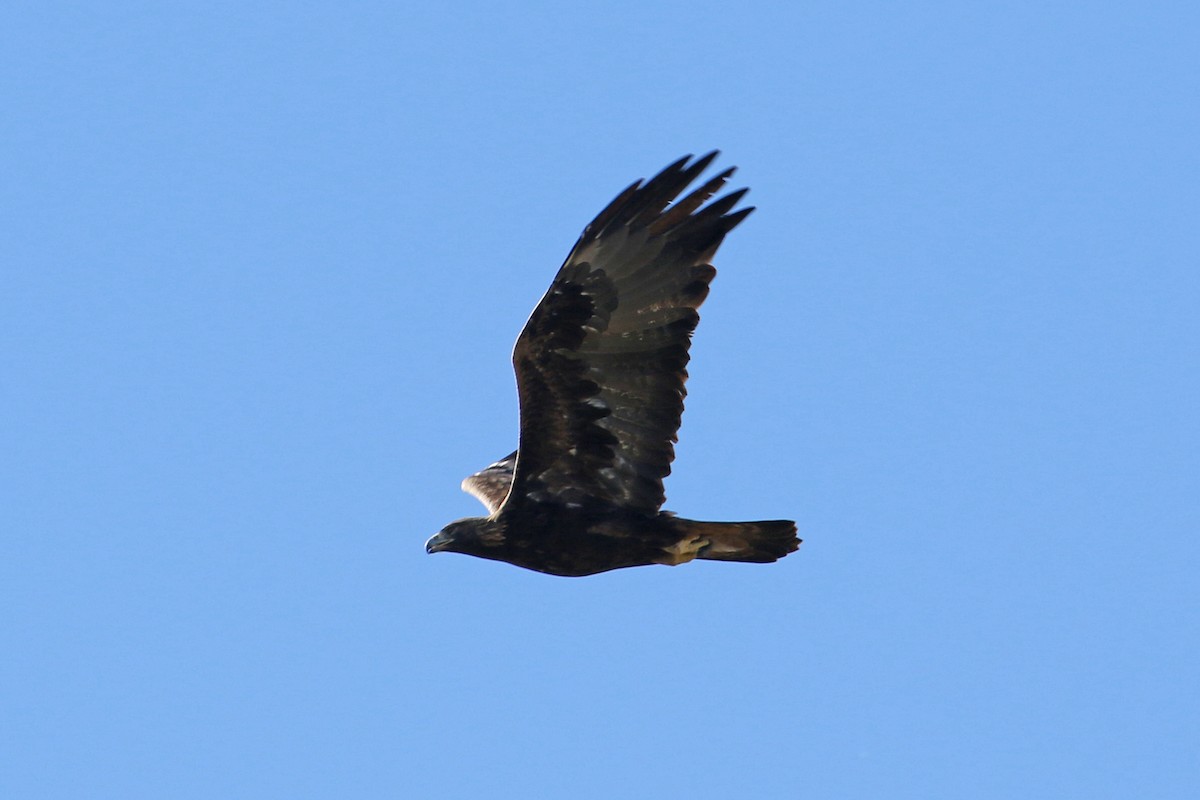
top-left (669, 518), bottom-right (800, 564)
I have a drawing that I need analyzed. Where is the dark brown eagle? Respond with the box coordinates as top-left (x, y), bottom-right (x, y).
top-left (426, 152), bottom-right (799, 577)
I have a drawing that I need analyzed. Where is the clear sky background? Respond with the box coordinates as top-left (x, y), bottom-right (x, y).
top-left (2, 2), bottom-right (1197, 798)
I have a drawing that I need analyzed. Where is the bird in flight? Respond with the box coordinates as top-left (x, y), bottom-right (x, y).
top-left (426, 152), bottom-right (799, 576)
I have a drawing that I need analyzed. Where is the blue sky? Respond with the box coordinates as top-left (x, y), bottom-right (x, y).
top-left (2, 2), bottom-right (1197, 797)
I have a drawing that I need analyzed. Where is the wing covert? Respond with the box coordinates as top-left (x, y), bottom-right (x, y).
top-left (461, 451), bottom-right (517, 514)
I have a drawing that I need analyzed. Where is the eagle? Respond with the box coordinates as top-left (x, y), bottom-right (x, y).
top-left (426, 152), bottom-right (799, 577)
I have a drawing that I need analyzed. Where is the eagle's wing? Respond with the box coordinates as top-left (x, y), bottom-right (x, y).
top-left (461, 451), bottom-right (516, 514)
top-left (507, 152), bottom-right (752, 515)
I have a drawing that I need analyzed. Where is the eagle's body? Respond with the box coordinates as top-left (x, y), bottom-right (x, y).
top-left (427, 153), bottom-right (799, 577)
top-left (437, 496), bottom-right (798, 578)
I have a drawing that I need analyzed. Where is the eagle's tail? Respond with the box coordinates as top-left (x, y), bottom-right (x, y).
top-left (666, 518), bottom-right (800, 564)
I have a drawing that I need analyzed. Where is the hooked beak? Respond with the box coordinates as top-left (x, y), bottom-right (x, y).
top-left (425, 531), bottom-right (452, 554)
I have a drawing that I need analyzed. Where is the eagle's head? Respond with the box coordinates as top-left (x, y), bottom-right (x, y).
top-left (425, 517), bottom-right (506, 558)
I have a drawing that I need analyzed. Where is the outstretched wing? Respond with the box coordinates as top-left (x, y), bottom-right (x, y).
top-left (507, 152), bottom-right (752, 515)
top-left (461, 451), bottom-right (516, 514)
